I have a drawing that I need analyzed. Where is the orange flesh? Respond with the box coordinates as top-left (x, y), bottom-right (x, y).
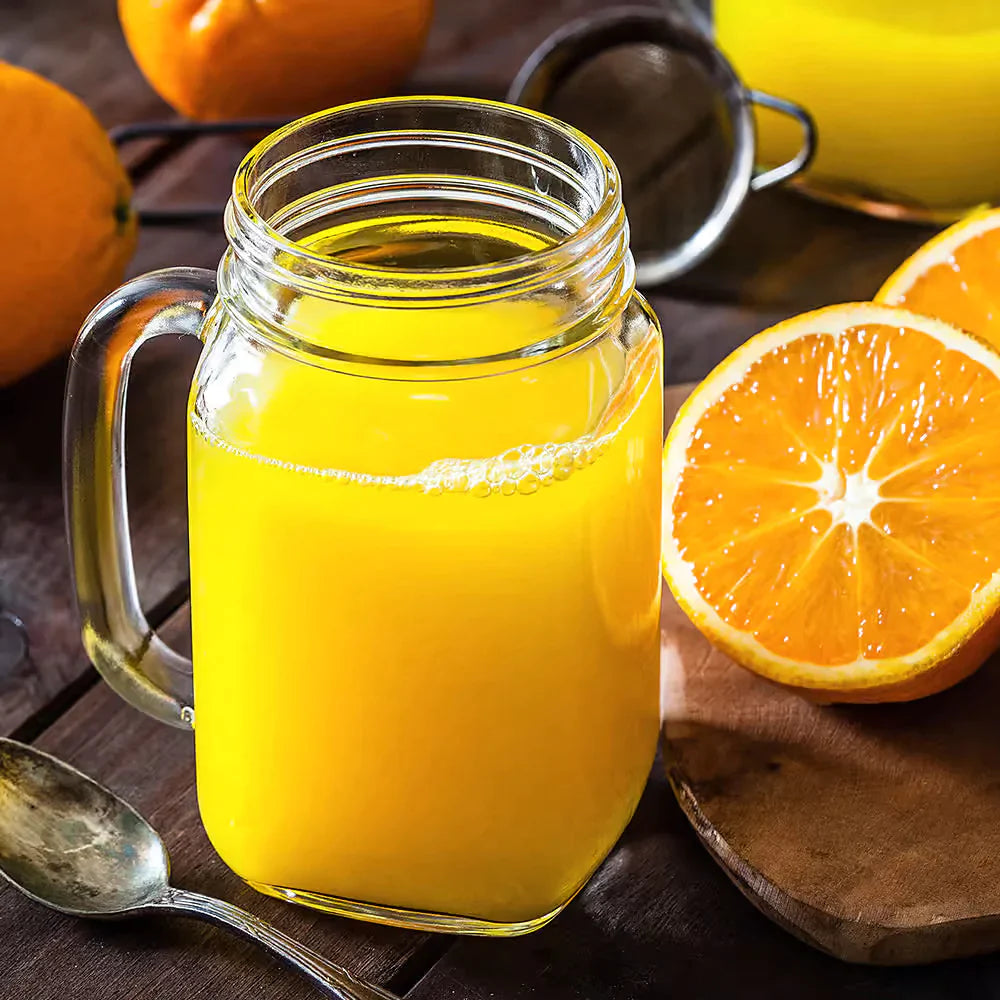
top-left (895, 227), bottom-right (1000, 347)
top-left (672, 323), bottom-right (1000, 668)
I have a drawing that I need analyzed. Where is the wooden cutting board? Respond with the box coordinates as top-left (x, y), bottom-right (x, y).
top-left (659, 383), bottom-right (1000, 966)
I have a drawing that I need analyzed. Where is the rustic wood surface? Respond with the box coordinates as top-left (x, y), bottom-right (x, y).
top-left (663, 590), bottom-right (1000, 966)
top-left (0, 0), bottom-right (993, 997)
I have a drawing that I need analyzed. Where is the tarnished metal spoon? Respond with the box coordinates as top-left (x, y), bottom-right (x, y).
top-left (0, 737), bottom-right (396, 1000)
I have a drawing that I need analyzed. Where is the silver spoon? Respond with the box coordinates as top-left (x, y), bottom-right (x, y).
top-left (0, 737), bottom-right (397, 1000)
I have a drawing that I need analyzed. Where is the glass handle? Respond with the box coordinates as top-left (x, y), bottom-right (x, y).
top-left (749, 90), bottom-right (817, 192)
top-left (63, 267), bottom-right (217, 729)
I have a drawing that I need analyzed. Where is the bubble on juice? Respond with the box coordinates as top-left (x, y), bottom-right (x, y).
top-left (417, 438), bottom-right (606, 497)
top-left (518, 473), bottom-right (540, 496)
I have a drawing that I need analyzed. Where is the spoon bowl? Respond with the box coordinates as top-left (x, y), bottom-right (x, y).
top-left (0, 739), bottom-right (168, 915)
top-left (0, 737), bottom-right (395, 1000)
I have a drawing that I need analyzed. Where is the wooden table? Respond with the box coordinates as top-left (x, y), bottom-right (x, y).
top-left (3, 1), bottom-right (997, 997)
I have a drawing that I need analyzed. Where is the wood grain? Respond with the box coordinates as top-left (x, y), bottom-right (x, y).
top-left (406, 768), bottom-right (1000, 1000)
top-left (416, 0), bottom-right (622, 99)
top-left (0, 0), bottom-right (169, 127)
top-left (0, 608), bottom-right (433, 1000)
top-left (0, 0), bottom-right (206, 736)
top-left (0, 0), bottom-right (623, 739)
top-left (663, 589), bottom-right (1000, 965)
top-left (673, 185), bottom-right (936, 312)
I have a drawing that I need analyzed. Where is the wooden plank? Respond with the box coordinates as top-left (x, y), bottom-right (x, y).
top-left (0, 189), bottom-right (919, 739)
top-left (0, 0), bottom-right (935, 312)
top-left (0, 1), bottom-right (243, 737)
top-left (645, 296), bottom-right (785, 386)
top-left (0, 0), bottom-right (196, 735)
top-left (671, 186), bottom-right (937, 311)
top-left (415, 0), bottom-right (617, 99)
top-left (660, 383), bottom-right (1000, 966)
top-left (0, 608), bottom-right (434, 1000)
top-left (0, 159), bottom-right (220, 736)
top-left (0, 1), bottom-right (968, 990)
top-left (0, 0), bottom-right (937, 735)
top-left (116, 0), bottom-right (633, 231)
top-left (430, 0), bottom-right (935, 311)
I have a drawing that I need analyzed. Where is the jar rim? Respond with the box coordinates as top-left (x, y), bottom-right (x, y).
top-left (226, 95), bottom-right (628, 303)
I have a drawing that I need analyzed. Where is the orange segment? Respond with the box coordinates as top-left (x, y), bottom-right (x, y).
top-left (877, 208), bottom-right (1000, 349)
top-left (760, 521), bottom-right (857, 665)
top-left (872, 501), bottom-right (1000, 591)
top-left (662, 303), bottom-right (1000, 703)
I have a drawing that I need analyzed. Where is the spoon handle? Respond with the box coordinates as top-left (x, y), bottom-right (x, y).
top-left (155, 887), bottom-right (399, 1000)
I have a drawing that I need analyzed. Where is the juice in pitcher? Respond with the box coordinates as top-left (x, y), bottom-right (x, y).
top-left (714, 0), bottom-right (1000, 215)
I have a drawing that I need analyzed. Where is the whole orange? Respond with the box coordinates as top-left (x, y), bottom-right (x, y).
top-left (0, 63), bottom-right (136, 386)
top-left (118, 0), bottom-right (435, 121)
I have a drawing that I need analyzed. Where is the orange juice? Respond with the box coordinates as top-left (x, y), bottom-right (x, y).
top-left (715, 0), bottom-right (1000, 212)
top-left (187, 216), bottom-right (662, 930)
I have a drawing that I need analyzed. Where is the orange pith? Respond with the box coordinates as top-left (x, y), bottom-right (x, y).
top-left (877, 209), bottom-right (1000, 349)
top-left (661, 303), bottom-right (1000, 703)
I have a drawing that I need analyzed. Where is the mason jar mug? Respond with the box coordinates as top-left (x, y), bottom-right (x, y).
top-left (64, 97), bottom-right (663, 935)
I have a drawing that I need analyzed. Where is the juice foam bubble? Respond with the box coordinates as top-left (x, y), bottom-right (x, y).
top-left (417, 439), bottom-right (608, 496)
top-left (190, 360), bottom-right (654, 498)
top-left (191, 412), bottom-right (613, 497)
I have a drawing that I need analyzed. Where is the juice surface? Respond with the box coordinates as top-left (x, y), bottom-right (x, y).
top-left (715, 0), bottom-right (1000, 210)
top-left (187, 217), bottom-right (663, 925)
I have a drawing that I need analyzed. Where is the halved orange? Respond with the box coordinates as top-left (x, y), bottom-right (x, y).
top-left (662, 302), bottom-right (1000, 703)
top-left (877, 208), bottom-right (1000, 348)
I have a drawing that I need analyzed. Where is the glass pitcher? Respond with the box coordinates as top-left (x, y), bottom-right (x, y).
top-left (700, 0), bottom-right (1000, 220)
top-left (63, 98), bottom-right (663, 936)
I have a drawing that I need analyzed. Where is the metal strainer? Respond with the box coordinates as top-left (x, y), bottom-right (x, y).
top-left (508, 5), bottom-right (815, 287)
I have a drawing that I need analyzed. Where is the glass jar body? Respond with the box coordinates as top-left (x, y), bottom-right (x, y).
top-left (187, 280), bottom-right (662, 932)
